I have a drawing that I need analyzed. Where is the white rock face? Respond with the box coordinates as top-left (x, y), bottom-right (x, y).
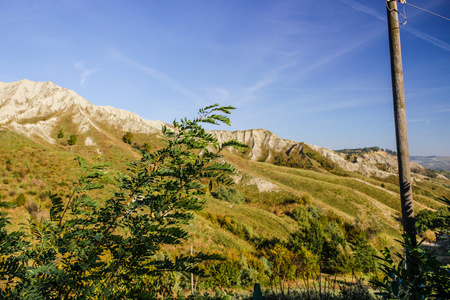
top-left (211, 128), bottom-right (423, 179)
top-left (6, 118), bottom-right (59, 144)
top-left (0, 80), bottom-right (166, 139)
top-left (0, 80), bottom-right (90, 123)
top-left (0, 79), bottom-right (432, 180)
top-left (246, 176), bottom-right (280, 192)
top-left (211, 129), bottom-right (296, 161)
top-left (306, 144), bottom-right (391, 177)
top-left (85, 137), bottom-right (96, 146)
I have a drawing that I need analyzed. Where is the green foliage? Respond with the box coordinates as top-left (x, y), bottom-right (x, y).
top-left (273, 143), bottom-right (339, 172)
top-left (212, 186), bottom-right (245, 204)
top-left (0, 104), bottom-right (247, 299)
top-left (371, 235), bottom-right (450, 299)
top-left (263, 244), bottom-right (297, 287)
top-left (353, 213), bottom-right (383, 239)
top-left (292, 246), bottom-right (320, 278)
top-left (272, 149), bottom-right (313, 170)
top-left (192, 289), bottom-right (234, 300)
top-left (436, 169), bottom-right (450, 180)
top-left (122, 131), bottom-right (134, 144)
top-left (303, 145), bottom-right (338, 171)
top-left (415, 205), bottom-right (450, 234)
top-left (350, 233), bottom-right (377, 273)
top-left (289, 206), bottom-right (378, 275)
top-left (57, 129), bottom-right (64, 139)
top-left (335, 146), bottom-right (382, 155)
top-left (67, 134), bottom-right (78, 145)
top-left (0, 202), bottom-right (28, 295)
top-left (142, 142), bottom-right (151, 152)
top-left (14, 193), bottom-right (26, 206)
top-left (202, 253), bottom-right (267, 289)
top-left (383, 148), bottom-right (397, 156)
top-left (209, 213), bottom-right (256, 241)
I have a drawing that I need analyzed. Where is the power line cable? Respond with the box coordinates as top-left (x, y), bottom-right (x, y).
top-left (405, 2), bottom-right (450, 22)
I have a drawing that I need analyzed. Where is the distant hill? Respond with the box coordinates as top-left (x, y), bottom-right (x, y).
top-left (411, 156), bottom-right (450, 171)
top-left (1, 79), bottom-right (449, 257)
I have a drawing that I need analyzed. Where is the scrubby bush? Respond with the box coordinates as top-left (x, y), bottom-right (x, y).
top-left (292, 246), bottom-right (320, 278)
top-left (371, 235), bottom-right (450, 299)
top-left (57, 129), bottom-right (64, 139)
top-left (68, 134), bottom-right (78, 145)
top-left (25, 199), bottom-right (40, 216)
top-left (292, 205), bottom-right (310, 225)
top-left (122, 131), bottom-right (134, 144)
top-left (272, 149), bottom-right (314, 170)
top-left (213, 186), bottom-right (245, 204)
top-left (264, 244), bottom-right (297, 287)
top-left (289, 206), bottom-right (379, 275)
top-left (14, 193), bottom-right (26, 206)
top-left (202, 252), bottom-right (269, 290)
top-left (415, 205), bottom-right (450, 234)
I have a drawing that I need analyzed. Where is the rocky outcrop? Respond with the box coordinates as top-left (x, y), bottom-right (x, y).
top-left (0, 80), bottom-right (165, 143)
top-left (211, 129), bottom-right (296, 161)
top-left (1, 79), bottom-right (434, 180)
top-left (212, 128), bottom-right (426, 179)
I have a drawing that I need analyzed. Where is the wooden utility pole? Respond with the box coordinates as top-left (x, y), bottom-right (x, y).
top-left (386, 0), bottom-right (417, 247)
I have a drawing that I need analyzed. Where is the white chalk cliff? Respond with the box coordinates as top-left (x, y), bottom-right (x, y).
top-left (0, 79), bottom-right (430, 179)
top-left (0, 79), bottom-right (165, 144)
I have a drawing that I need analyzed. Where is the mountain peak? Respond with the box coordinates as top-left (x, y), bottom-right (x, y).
top-left (0, 80), bottom-right (437, 181)
top-left (0, 80), bottom-right (91, 124)
top-left (0, 80), bottom-right (165, 143)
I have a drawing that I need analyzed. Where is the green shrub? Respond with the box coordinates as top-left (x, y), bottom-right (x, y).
top-left (57, 129), bottom-right (64, 139)
top-left (68, 134), bottom-right (78, 145)
top-left (292, 246), bottom-right (320, 278)
top-left (202, 252), bottom-right (268, 288)
top-left (289, 207), bottom-right (379, 275)
top-left (213, 186), bottom-right (245, 204)
top-left (122, 131), bottom-right (134, 144)
top-left (350, 233), bottom-right (377, 273)
top-left (14, 193), bottom-right (26, 206)
top-left (371, 235), bottom-right (450, 299)
top-left (415, 206), bottom-right (450, 234)
top-left (25, 200), bottom-right (40, 216)
top-left (264, 244), bottom-right (297, 282)
top-left (292, 205), bottom-right (310, 224)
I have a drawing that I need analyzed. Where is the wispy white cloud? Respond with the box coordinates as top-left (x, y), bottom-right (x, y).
top-left (340, 0), bottom-right (450, 52)
top-left (291, 29), bottom-right (382, 82)
top-left (75, 61), bottom-right (98, 85)
top-left (403, 27), bottom-right (450, 51)
top-left (238, 29), bottom-right (383, 108)
top-left (203, 87), bottom-right (229, 103)
top-left (295, 98), bottom-right (382, 114)
top-left (339, 0), bottom-right (385, 21)
top-left (110, 50), bottom-right (202, 103)
top-left (408, 119), bottom-right (430, 125)
top-left (241, 59), bottom-right (299, 103)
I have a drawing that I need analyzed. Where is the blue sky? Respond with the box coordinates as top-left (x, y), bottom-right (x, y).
top-left (1, 0), bottom-right (449, 156)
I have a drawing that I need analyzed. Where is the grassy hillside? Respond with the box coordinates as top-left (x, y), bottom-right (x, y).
top-left (2, 130), bottom-right (448, 237)
top-left (1, 130), bottom-right (449, 290)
